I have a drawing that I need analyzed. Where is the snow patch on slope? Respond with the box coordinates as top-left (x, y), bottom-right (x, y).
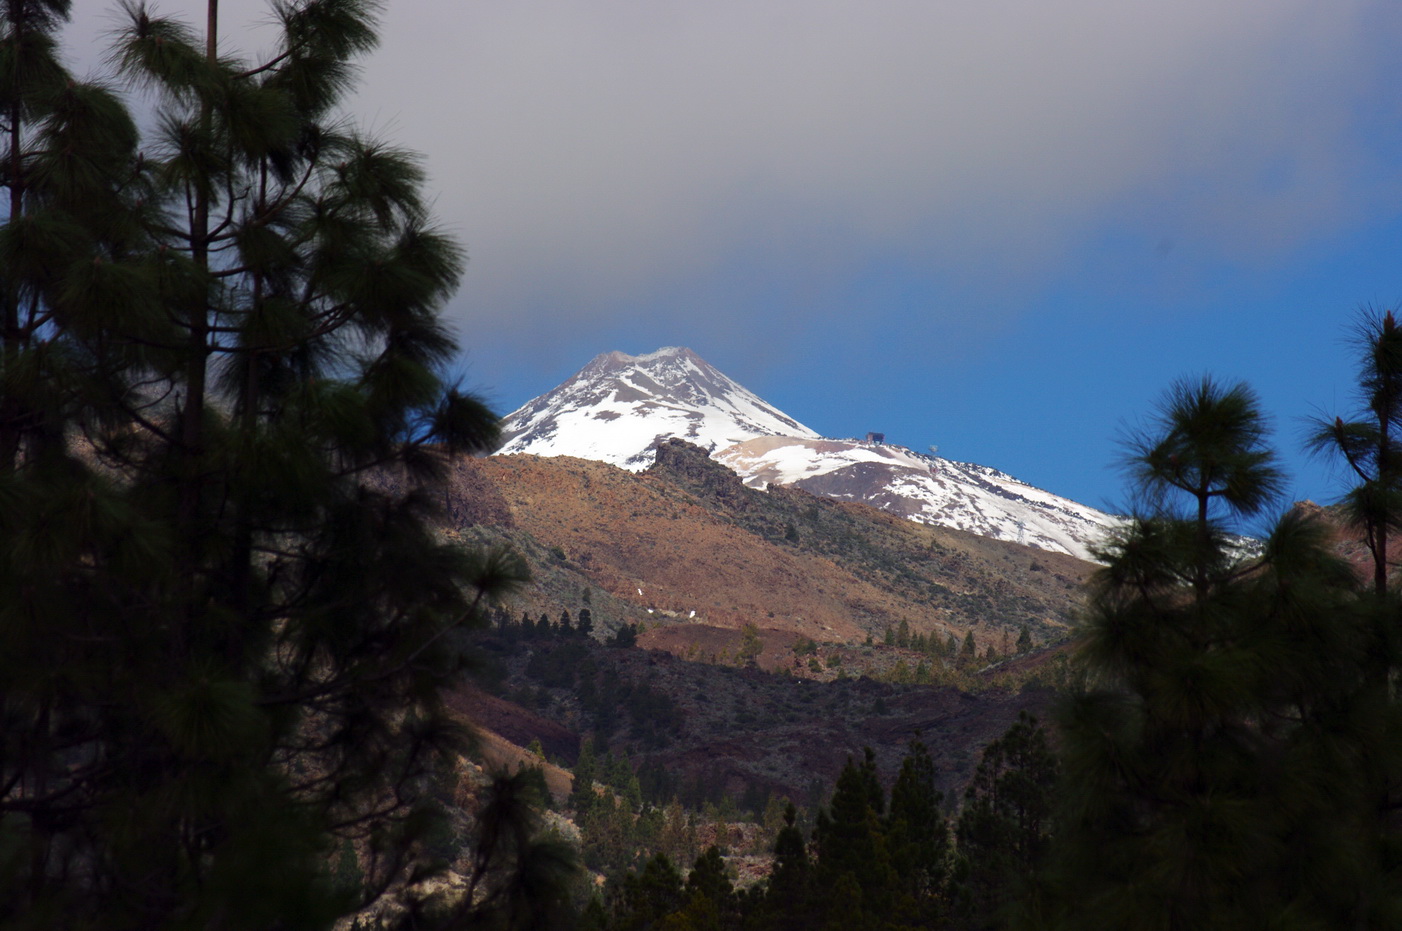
top-left (716, 437), bottom-right (1115, 561)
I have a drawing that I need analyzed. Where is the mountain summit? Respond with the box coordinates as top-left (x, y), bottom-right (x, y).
top-left (496, 347), bottom-right (817, 469)
top-left (497, 347), bottom-right (1115, 559)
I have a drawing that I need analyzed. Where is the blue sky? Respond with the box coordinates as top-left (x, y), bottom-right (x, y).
top-left (64, 0), bottom-right (1402, 512)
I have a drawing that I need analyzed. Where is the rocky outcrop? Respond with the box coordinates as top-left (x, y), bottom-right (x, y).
top-left (649, 438), bottom-right (753, 512)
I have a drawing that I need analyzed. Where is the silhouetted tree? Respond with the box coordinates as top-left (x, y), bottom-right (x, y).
top-left (673, 845), bottom-right (738, 930)
top-left (813, 748), bottom-right (895, 926)
top-left (758, 803), bottom-right (814, 931)
top-left (1039, 377), bottom-right (1390, 930)
top-left (1308, 308), bottom-right (1402, 595)
top-left (610, 853), bottom-right (684, 931)
top-left (570, 737), bottom-right (599, 815)
top-left (459, 768), bottom-right (579, 929)
top-left (888, 739), bottom-right (949, 924)
top-left (953, 714), bottom-right (1057, 930)
top-left (1125, 376), bottom-right (1284, 598)
top-left (0, 1), bottom-right (540, 925)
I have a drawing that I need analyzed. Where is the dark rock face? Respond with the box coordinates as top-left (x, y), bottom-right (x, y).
top-left (649, 438), bottom-right (753, 511)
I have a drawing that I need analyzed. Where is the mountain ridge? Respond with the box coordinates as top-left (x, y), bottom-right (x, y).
top-left (497, 346), bottom-right (1117, 559)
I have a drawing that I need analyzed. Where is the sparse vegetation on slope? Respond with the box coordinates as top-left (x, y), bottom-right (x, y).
top-left (441, 442), bottom-right (1092, 659)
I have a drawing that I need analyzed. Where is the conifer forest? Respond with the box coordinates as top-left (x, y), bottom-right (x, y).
top-left (6, 1), bottom-right (1402, 929)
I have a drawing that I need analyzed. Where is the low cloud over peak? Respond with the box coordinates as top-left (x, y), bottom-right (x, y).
top-left (377, 1), bottom-right (1393, 333)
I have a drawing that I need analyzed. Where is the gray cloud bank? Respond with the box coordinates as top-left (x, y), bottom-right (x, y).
top-left (65, 1), bottom-right (1402, 353)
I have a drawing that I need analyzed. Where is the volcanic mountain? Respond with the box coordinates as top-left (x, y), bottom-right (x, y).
top-left (496, 347), bottom-right (818, 469)
top-left (497, 347), bottom-right (1116, 560)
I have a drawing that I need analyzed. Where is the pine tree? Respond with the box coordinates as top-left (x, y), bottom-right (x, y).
top-left (0, 1), bottom-right (538, 926)
top-left (610, 853), bottom-right (685, 931)
top-left (813, 748), bottom-right (895, 925)
top-left (738, 622), bottom-right (763, 666)
top-left (953, 714), bottom-right (1057, 930)
top-left (2, 0), bottom-right (138, 472)
top-left (958, 630), bottom-right (978, 667)
top-left (460, 768), bottom-right (579, 929)
top-left (1307, 308), bottom-right (1402, 595)
top-left (570, 736), bottom-right (600, 814)
top-left (1039, 377), bottom-right (1389, 930)
top-left (579, 895), bottom-right (610, 931)
top-left (887, 739), bottom-right (948, 924)
top-left (759, 802), bottom-right (814, 931)
top-left (681, 845), bottom-right (737, 928)
top-left (1125, 376), bottom-right (1283, 598)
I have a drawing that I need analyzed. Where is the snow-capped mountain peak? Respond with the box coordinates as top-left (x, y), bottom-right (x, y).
top-left (496, 347), bottom-right (818, 470)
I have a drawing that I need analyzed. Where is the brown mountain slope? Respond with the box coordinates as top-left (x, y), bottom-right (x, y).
top-left (452, 453), bottom-right (888, 640)
top-left (437, 440), bottom-right (1093, 652)
top-left (1290, 498), bottom-right (1402, 585)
